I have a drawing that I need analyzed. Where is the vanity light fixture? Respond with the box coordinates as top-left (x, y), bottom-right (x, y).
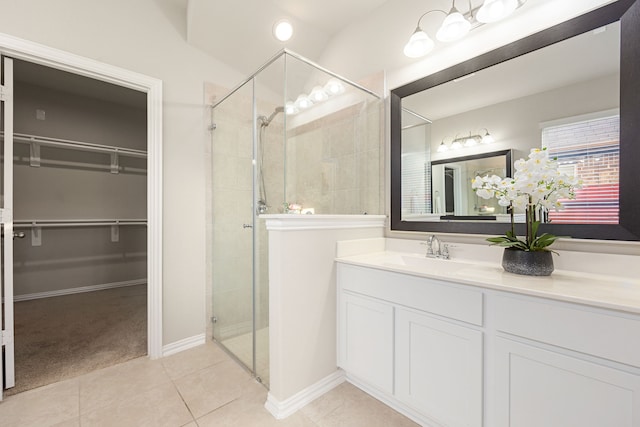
top-left (294, 94), bottom-right (313, 110)
top-left (284, 77), bottom-right (348, 117)
top-left (309, 85), bottom-right (329, 102)
top-left (404, 0), bottom-right (527, 58)
top-left (436, 4), bottom-right (472, 42)
top-left (285, 101), bottom-right (299, 115)
top-left (324, 78), bottom-right (345, 96)
top-left (476, 0), bottom-right (518, 23)
top-left (438, 129), bottom-right (494, 152)
top-left (464, 133), bottom-right (480, 147)
top-left (481, 128), bottom-right (495, 144)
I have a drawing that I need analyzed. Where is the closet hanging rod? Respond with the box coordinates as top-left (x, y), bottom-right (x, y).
top-left (14, 219), bottom-right (147, 228)
top-left (6, 133), bottom-right (147, 158)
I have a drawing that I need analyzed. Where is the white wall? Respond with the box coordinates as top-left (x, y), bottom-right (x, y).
top-left (0, 0), bottom-right (244, 345)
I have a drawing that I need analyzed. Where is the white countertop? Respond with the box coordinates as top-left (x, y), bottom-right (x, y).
top-left (336, 250), bottom-right (640, 315)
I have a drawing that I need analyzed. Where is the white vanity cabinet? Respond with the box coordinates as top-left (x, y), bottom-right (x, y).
top-left (336, 258), bottom-right (640, 427)
top-left (337, 263), bottom-right (484, 427)
top-left (492, 295), bottom-right (640, 427)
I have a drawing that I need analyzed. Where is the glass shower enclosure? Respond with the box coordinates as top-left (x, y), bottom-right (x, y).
top-left (210, 50), bottom-right (382, 387)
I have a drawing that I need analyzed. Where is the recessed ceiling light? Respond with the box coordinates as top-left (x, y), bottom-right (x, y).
top-left (273, 19), bottom-right (293, 42)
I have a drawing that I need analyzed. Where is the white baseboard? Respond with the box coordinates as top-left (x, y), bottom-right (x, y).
top-left (265, 370), bottom-right (346, 420)
top-left (13, 278), bottom-right (147, 302)
top-left (162, 333), bottom-right (206, 357)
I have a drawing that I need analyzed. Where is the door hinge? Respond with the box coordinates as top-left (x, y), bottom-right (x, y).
top-left (0, 208), bottom-right (12, 224)
top-left (1, 329), bottom-right (13, 346)
top-left (211, 316), bottom-right (217, 324)
top-left (0, 84), bottom-right (12, 101)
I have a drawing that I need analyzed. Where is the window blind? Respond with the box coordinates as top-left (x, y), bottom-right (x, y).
top-left (542, 115), bottom-right (619, 224)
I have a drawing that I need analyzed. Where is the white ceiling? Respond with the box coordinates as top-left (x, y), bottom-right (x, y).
top-left (186, 0), bottom-right (398, 77)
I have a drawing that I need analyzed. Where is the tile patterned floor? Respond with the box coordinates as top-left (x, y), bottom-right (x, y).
top-left (0, 341), bottom-right (419, 427)
top-left (221, 327), bottom-right (270, 385)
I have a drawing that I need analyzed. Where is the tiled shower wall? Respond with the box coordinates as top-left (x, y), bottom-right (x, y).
top-left (284, 99), bottom-right (383, 215)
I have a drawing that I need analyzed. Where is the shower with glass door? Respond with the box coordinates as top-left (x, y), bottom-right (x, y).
top-left (209, 50), bottom-right (383, 387)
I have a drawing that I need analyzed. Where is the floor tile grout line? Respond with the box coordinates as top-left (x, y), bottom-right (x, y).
top-left (169, 374), bottom-right (198, 424)
top-left (161, 353), bottom-right (231, 382)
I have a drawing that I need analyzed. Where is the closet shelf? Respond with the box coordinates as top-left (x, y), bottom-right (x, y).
top-left (11, 133), bottom-right (147, 158)
top-left (14, 219), bottom-right (147, 228)
top-left (13, 219), bottom-right (146, 246)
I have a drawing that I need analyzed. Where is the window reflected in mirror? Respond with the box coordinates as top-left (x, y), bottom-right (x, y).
top-left (542, 112), bottom-right (619, 224)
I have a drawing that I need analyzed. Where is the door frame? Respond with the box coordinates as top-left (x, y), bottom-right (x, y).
top-left (0, 34), bottom-right (163, 359)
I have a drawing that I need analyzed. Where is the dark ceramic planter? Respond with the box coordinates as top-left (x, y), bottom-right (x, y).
top-left (501, 248), bottom-right (554, 276)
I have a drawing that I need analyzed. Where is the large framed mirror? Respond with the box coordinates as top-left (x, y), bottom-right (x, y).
top-left (390, 0), bottom-right (640, 240)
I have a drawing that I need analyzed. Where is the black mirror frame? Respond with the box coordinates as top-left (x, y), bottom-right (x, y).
top-left (390, 0), bottom-right (640, 240)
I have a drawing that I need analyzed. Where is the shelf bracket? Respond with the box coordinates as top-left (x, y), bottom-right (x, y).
top-left (30, 141), bottom-right (41, 167)
top-left (111, 224), bottom-right (120, 242)
top-left (110, 151), bottom-right (119, 174)
top-left (31, 223), bottom-right (42, 247)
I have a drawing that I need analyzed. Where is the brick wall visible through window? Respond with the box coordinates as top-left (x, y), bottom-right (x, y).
top-left (542, 115), bottom-right (619, 224)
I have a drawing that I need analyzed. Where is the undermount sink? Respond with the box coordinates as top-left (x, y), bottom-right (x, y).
top-left (399, 254), bottom-right (472, 270)
top-left (365, 252), bottom-right (486, 274)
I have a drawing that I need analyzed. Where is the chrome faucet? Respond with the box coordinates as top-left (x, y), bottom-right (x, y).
top-left (424, 235), bottom-right (450, 259)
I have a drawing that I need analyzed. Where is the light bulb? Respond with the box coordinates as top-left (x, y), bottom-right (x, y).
top-left (451, 140), bottom-right (463, 150)
top-left (437, 142), bottom-right (449, 152)
top-left (476, 0), bottom-right (518, 23)
top-left (309, 85), bottom-right (328, 102)
top-left (403, 28), bottom-right (434, 58)
top-left (324, 78), bottom-right (345, 95)
top-left (436, 9), bottom-right (471, 42)
top-left (481, 131), bottom-right (495, 144)
top-left (294, 94), bottom-right (313, 110)
top-left (273, 19), bottom-right (293, 42)
top-left (465, 136), bottom-right (478, 147)
top-left (285, 101), bottom-right (298, 115)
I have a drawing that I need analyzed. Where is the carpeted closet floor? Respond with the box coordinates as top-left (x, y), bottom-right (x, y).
top-left (6, 284), bottom-right (147, 396)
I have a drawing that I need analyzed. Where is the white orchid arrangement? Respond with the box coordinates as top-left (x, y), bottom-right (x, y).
top-left (472, 148), bottom-right (582, 251)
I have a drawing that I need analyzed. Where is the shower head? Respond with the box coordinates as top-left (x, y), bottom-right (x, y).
top-left (259, 106), bottom-right (285, 127)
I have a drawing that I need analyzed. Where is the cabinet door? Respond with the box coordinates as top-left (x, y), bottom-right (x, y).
top-left (495, 337), bottom-right (640, 427)
top-left (395, 308), bottom-right (483, 427)
top-left (338, 291), bottom-right (393, 394)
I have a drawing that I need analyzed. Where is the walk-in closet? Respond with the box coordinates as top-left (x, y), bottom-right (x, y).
top-left (1, 57), bottom-right (148, 395)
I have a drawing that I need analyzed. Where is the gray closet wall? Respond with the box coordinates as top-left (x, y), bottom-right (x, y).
top-left (11, 65), bottom-right (147, 298)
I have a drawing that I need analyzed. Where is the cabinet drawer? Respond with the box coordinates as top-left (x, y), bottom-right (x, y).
top-left (494, 294), bottom-right (640, 368)
top-left (338, 263), bottom-right (483, 326)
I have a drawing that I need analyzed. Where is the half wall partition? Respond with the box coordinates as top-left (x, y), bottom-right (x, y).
top-left (210, 50), bottom-right (383, 387)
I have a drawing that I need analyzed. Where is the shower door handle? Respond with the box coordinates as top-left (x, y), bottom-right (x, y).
top-left (242, 224), bottom-right (253, 229)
